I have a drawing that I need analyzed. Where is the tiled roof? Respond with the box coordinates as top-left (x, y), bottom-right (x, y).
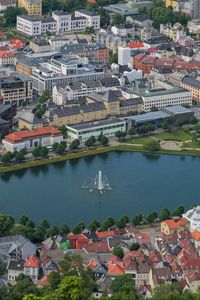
top-left (5, 126), bottom-right (61, 142)
top-left (192, 230), bottom-right (200, 241)
top-left (162, 218), bottom-right (186, 230)
top-left (128, 42), bottom-right (144, 49)
top-left (24, 255), bottom-right (40, 268)
top-left (96, 230), bottom-right (115, 239)
top-left (0, 51), bottom-right (15, 59)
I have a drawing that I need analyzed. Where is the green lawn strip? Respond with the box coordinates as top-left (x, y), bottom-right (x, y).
top-left (124, 136), bottom-right (155, 145)
top-left (153, 130), bottom-right (192, 141)
top-left (1, 144), bottom-right (200, 174)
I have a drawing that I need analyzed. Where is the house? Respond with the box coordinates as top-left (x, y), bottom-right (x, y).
top-left (24, 255), bottom-right (40, 282)
top-left (2, 126), bottom-right (63, 152)
top-left (0, 235), bottom-right (36, 265)
top-left (7, 260), bottom-right (24, 283)
top-left (67, 233), bottom-right (89, 249)
top-left (161, 218), bottom-right (187, 235)
top-left (186, 271), bottom-right (200, 292)
top-left (149, 267), bottom-right (171, 289)
top-left (0, 52), bottom-right (16, 66)
top-left (0, 0), bottom-right (16, 11)
top-left (18, 111), bottom-right (44, 130)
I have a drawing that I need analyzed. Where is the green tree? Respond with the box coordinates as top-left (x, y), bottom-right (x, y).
top-left (88, 219), bottom-right (101, 231)
top-left (0, 213), bottom-right (15, 236)
top-left (172, 206), bottom-right (185, 217)
top-left (111, 274), bottom-right (134, 293)
top-left (146, 211), bottom-right (158, 224)
top-left (161, 119), bottom-right (170, 130)
top-left (85, 136), bottom-right (96, 148)
top-left (20, 215), bottom-right (29, 226)
top-left (102, 216), bottom-right (115, 230)
top-left (69, 139), bottom-right (80, 151)
top-left (4, 7), bottom-right (27, 25)
top-left (15, 151), bottom-right (25, 163)
top-left (116, 215), bottom-right (129, 228)
top-left (112, 246), bottom-right (124, 258)
top-left (128, 127), bottom-right (135, 137)
top-left (145, 140), bottom-right (160, 152)
top-left (1, 151), bottom-right (14, 164)
top-left (112, 13), bottom-right (124, 25)
top-left (132, 214), bottom-right (143, 226)
top-left (109, 52), bottom-right (118, 65)
top-left (55, 143), bottom-right (65, 155)
top-left (40, 147), bottom-right (49, 158)
top-left (59, 224), bottom-right (70, 235)
top-left (48, 271), bottom-right (61, 290)
top-left (58, 125), bottom-right (68, 138)
top-left (72, 222), bottom-right (85, 234)
top-left (129, 243), bottom-right (140, 251)
top-left (160, 208), bottom-right (170, 221)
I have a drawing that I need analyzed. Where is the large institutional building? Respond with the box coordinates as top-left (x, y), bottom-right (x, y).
top-left (18, 0), bottom-right (42, 16)
top-left (17, 9), bottom-right (100, 37)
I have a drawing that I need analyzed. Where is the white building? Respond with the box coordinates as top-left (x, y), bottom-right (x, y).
top-left (188, 19), bottom-right (200, 33)
top-left (0, 52), bottom-right (16, 66)
top-left (17, 9), bottom-right (100, 37)
top-left (67, 118), bottom-right (126, 142)
top-left (24, 255), bottom-right (40, 282)
top-left (111, 25), bottom-right (127, 37)
top-left (183, 206), bottom-right (200, 232)
top-left (2, 126), bottom-right (63, 152)
top-left (49, 36), bottom-right (69, 51)
top-left (118, 43), bottom-right (146, 66)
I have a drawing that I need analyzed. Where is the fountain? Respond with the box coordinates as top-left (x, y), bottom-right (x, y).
top-left (82, 170), bottom-right (112, 194)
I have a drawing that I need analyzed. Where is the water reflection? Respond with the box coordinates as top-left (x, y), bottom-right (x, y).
top-left (143, 153), bottom-right (160, 161)
top-left (52, 161), bottom-right (66, 170)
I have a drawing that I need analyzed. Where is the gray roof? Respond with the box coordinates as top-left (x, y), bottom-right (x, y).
top-left (53, 10), bottom-right (69, 16)
top-left (182, 76), bottom-right (200, 89)
top-left (19, 111), bottom-right (43, 124)
top-left (67, 118), bottom-right (125, 131)
top-left (120, 97), bottom-right (143, 107)
top-left (163, 106), bottom-right (192, 115)
top-left (102, 90), bottom-right (122, 102)
top-left (76, 9), bottom-right (98, 16)
top-left (100, 77), bottom-right (120, 87)
top-left (8, 260), bottom-right (24, 271)
top-left (122, 111), bottom-right (169, 123)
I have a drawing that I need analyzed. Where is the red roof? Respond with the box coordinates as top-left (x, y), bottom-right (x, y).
top-left (0, 31), bottom-right (6, 38)
top-left (5, 126), bottom-right (61, 143)
top-left (107, 262), bottom-right (125, 276)
top-left (128, 42), bottom-right (144, 49)
top-left (162, 218), bottom-right (186, 230)
top-left (24, 255), bottom-right (40, 268)
top-left (181, 258), bottom-right (200, 270)
top-left (96, 230), bottom-right (115, 239)
top-left (37, 274), bottom-right (49, 286)
top-left (88, 259), bottom-right (98, 270)
top-left (0, 51), bottom-right (15, 59)
top-left (192, 230), bottom-right (200, 241)
top-left (10, 39), bottom-right (24, 49)
top-left (86, 241), bottom-right (109, 253)
top-left (0, 46), bottom-right (10, 52)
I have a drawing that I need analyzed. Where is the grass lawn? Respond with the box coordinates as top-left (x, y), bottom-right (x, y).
top-left (125, 136), bottom-right (155, 145)
top-left (153, 130), bottom-right (192, 142)
top-left (183, 141), bottom-right (200, 148)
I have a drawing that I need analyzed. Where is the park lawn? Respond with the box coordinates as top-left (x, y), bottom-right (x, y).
top-left (183, 140), bottom-right (200, 148)
top-left (153, 130), bottom-right (192, 142)
top-left (125, 136), bottom-right (155, 145)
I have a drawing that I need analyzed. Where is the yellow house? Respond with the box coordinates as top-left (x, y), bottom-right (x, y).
top-left (165, 0), bottom-right (178, 8)
top-left (18, 0), bottom-right (42, 16)
top-left (161, 218), bottom-right (187, 235)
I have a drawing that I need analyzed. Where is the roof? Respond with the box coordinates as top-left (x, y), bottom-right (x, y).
top-left (76, 9), bottom-right (98, 16)
top-left (8, 259), bottom-right (24, 271)
top-left (0, 52), bottom-right (15, 59)
top-left (96, 230), bottom-right (115, 239)
top-left (67, 118), bottom-right (125, 131)
top-left (37, 274), bottom-right (49, 287)
top-left (192, 230), bottom-right (200, 241)
top-left (86, 241), bottom-right (109, 253)
top-left (24, 255), bottom-right (40, 268)
top-left (122, 111), bottom-right (169, 123)
top-left (4, 126), bottom-right (61, 143)
top-left (128, 42), bottom-right (144, 49)
top-left (182, 75), bottom-right (200, 89)
top-left (162, 218), bottom-right (186, 230)
top-left (10, 39), bottom-right (24, 49)
top-left (19, 111), bottom-right (43, 124)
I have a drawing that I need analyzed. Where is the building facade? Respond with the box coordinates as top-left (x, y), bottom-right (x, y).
top-left (18, 0), bottom-right (42, 16)
top-left (2, 126), bottom-right (63, 152)
top-left (67, 118), bottom-right (126, 142)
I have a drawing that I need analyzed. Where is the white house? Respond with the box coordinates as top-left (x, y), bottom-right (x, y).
top-left (183, 206), bottom-right (200, 232)
top-left (2, 126), bottom-right (63, 152)
top-left (24, 255), bottom-right (40, 282)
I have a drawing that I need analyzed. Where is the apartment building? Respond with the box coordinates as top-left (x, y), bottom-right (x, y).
top-left (31, 55), bottom-right (106, 95)
top-left (17, 10), bottom-right (100, 37)
top-left (0, 0), bottom-right (16, 11)
top-left (18, 0), bottom-right (42, 16)
top-left (29, 36), bottom-right (50, 53)
top-left (0, 74), bottom-right (33, 105)
top-left (0, 51), bottom-right (16, 66)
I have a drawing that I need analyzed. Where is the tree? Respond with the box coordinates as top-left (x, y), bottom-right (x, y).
top-left (55, 143), bottom-right (65, 155)
top-left (112, 13), bottom-right (124, 25)
top-left (146, 211), bottom-right (158, 224)
top-left (116, 215), bottom-right (129, 228)
top-left (112, 246), bottom-right (124, 258)
top-left (161, 119), bottom-right (170, 130)
top-left (0, 213), bottom-right (15, 236)
top-left (128, 127), bottom-right (135, 137)
top-left (98, 134), bottom-right (109, 146)
top-left (19, 215), bottom-right (29, 226)
top-left (160, 208), bottom-right (170, 221)
top-left (48, 271), bottom-right (61, 290)
top-left (4, 7), bottom-right (27, 25)
top-left (111, 274), bottom-right (134, 293)
top-left (72, 222), bottom-right (86, 234)
top-left (40, 146), bottom-right (49, 158)
top-left (88, 219), bottom-right (101, 231)
top-left (41, 219), bottom-right (50, 230)
top-left (102, 216), bottom-right (115, 230)
top-left (172, 206), bottom-right (185, 217)
top-left (58, 125), bottom-right (68, 138)
top-left (59, 224), bottom-right (70, 235)
top-left (115, 131), bottom-right (123, 141)
top-left (85, 136), bottom-right (96, 148)
top-left (15, 151), bottom-right (25, 163)
top-left (69, 139), bottom-right (80, 151)
top-left (109, 52), bottom-right (118, 65)
top-left (132, 214), bottom-right (143, 226)
top-left (85, 26), bottom-right (95, 34)
top-left (152, 282), bottom-right (181, 300)
top-left (129, 243), bottom-right (140, 251)
top-left (145, 140), bottom-right (160, 152)
top-left (1, 151), bottom-right (14, 164)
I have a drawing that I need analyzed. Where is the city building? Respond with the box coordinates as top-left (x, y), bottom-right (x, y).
top-left (118, 42), bottom-right (146, 66)
top-left (0, 235), bottom-right (36, 265)
top-left (18, 0), bottom-right (42, 16)
top-left (60, 43), bottom-right (109, 63)
top-left (66, 118), bottom-right (126, 142)
top-left (188, 19), bottom-right (200, 33)
top-left (183, 206), bottom-right (200, 232)
top-left (18, 10), bottom-right (100, 37)
top-left (18, 111), bottom-right (44, 130)
top-left (0, 52), bottom-right (16, 66)
top-left (31, 55), bottom-right (106, 95)
top-left (2, 126), bottom-right (63, 152)
top-left (7, 260), bottom-right (24, 284)
top-left (165, 0), bottom-right (200, 19)
top-left (24, 255), bottom-right (40, 282)
top-left (0, 104), bottom-right (17, 135)
top-left (29, 36), bottom-right (50, 53)
top-left (48, 36), bottom-right (69, 52)
top-left (0, 0), bottom-right (16, 11)
top-left (0, 74), bottom-right (33, 105)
